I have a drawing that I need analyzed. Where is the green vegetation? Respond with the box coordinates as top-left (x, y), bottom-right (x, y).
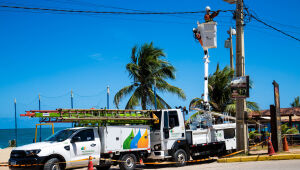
top-left (290, 96), bottom-right (300, 107)
top-left (114, 42), bottom-right (186, 110)
top-left (189, 64), bottom-right (259, 116)
top-left (281, 123), bottom-right (299, 134)
top-left (249, 130), bottom-right (261, 140)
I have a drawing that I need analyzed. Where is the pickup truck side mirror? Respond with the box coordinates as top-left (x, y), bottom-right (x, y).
top-left (71, 136), bottom-right (81, 143)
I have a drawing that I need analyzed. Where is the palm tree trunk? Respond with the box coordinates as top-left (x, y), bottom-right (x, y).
top-left (141, 95), bottom-right (147, 110)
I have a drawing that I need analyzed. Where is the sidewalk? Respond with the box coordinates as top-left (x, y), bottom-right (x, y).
top-left (0, 148), bottom-right (12, 170)
top-left (218, 146), bottom-right (300, 163)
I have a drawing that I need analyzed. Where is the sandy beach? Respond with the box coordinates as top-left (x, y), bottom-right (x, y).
top-left (0, 148), bottom-right (12, 170)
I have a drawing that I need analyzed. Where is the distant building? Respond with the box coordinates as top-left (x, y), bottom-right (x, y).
top-left (248, 107), bottom-right (300, 132)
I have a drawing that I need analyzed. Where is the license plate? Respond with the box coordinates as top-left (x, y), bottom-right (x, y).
top-left (10, 161), bottom-right (17, 165)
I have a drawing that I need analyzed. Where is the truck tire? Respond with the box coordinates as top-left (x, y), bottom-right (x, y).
top-left (96, 165), bottom-right (111, 170)
top-left (44, 158), bottom-right (61, 170)
top-left (173, 149), bottom-right (187, 167)
top-left (119, 154), bottom-right (137, 170)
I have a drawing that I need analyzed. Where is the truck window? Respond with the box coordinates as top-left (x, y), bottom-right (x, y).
top-left (164, 111), bottom-right (169, 128)
top-left (44, 129), bottom-right (76, 142)
top-left (151, 111), bottom-right (162, 131)
top-left (73, 129), bottom-right (95, 142)
top-left (168, 111), bottom-right (179, 127)
top-left (224, 128), bottom-right (235, 139)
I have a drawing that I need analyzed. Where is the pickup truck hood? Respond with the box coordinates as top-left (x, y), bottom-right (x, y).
top-left (13, 141), bottom-right (61, 150)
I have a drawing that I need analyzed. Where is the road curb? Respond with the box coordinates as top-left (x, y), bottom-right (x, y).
top-left (218, 154), bottom-right (300, 163)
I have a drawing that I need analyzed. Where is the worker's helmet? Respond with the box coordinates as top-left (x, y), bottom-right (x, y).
top-left (205, 6), bottom-right (211, 11)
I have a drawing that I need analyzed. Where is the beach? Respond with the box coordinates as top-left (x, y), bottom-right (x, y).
top-left (0, 147), bottom-right (12, 170)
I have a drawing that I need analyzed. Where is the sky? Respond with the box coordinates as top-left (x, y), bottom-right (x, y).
top-left (0, 0), bottom-right (300, 129)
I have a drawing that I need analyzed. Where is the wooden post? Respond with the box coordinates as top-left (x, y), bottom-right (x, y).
top-left (271, 80), bottom-right (283, 152)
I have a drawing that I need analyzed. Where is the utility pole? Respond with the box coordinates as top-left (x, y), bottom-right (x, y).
top-left (14, 98), bottom-right (18, 147)
top-left (107, 86), bottom-right (110, 109)
top-left (235, 0), bottom-right (248, 153)
top-left (39, 94), bottom-right (42, 142)
top-left (71, 90), bottom-right (74, 127)
top-left (154, 79), bottom-right (157, 110)
top-left (71, 90), bottom-right (74, 109)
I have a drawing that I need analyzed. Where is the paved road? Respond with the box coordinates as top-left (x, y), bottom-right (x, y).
top-left (93, 159), bottom-right (300, 170)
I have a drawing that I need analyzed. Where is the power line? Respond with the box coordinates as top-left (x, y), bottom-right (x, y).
top-left (250, 15), bottom-right (300, 42)
top-left (0, 5), bottom-right (208, 15)
top-left (48, 0), bottom-right (152, 12)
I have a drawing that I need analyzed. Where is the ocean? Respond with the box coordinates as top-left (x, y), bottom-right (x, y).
top-left (0, 127), bottom-right (66, 149)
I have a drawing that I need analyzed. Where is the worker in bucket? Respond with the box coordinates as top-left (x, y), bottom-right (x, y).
top-left (204, 6), bottom-right (220, 22)
top-left (192, 28), bottom-right (208, 55)
top-left (193, 28), bottom-right (203, 46)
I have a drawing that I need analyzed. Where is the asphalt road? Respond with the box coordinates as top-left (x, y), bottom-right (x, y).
top-left (96, 159), bottom-right (300, 170)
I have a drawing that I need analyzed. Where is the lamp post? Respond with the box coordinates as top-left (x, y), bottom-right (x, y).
top-left (107, 85), bottom-right (110, 109)
top-left (39, 94), bottom-right (41, 142)
top-left (14, 98), bottom-right (18, 147)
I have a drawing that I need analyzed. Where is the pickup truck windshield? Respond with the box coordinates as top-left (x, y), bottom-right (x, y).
top-left (44, 129), bottom-right (76, 142)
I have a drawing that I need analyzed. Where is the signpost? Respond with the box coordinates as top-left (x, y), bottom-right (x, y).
top-left (230, 76), bottom-right (249, 99)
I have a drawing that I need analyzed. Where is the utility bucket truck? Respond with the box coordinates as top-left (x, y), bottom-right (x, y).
top-left (9, 108), bottom-right (236, 170)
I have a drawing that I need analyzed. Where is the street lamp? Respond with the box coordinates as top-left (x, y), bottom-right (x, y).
top-left (223, 0), bottom-right (236, 4)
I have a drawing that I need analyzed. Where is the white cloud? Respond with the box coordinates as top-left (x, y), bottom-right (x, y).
top-left (89, 53), bottom-right (104, 61)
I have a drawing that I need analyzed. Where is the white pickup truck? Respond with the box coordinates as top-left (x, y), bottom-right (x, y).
top-left (9, 109), bottom-right (236, 170)
top-left (9, 126), bottom-right (150, 170)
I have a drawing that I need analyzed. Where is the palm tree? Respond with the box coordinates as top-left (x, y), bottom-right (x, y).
top-left (189, 64), bottom-right (259, 116)
top-left (114, 42), bottom-right (186, 110)
top-left (290, 96), bottom-right (300, 107)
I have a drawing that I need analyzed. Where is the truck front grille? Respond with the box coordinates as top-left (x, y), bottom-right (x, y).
top-left (10, 150), bottom-right (26, 158)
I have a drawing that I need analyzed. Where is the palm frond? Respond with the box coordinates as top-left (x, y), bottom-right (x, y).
top-left (113, 84), bottom-right (136, 108)
top-left (291, 96), bottom-right (300, 107)
top-left (189, 98), bottom-right (203, 110)
top-left (125, 88), bottom-right (142, 109)
top-left (187, 111), bottom-right (204, 122)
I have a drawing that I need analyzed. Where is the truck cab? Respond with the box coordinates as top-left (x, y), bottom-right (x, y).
top-left (9, 127), bottom-right (101, 170)
top-left (149, 109), bottom-right (188, 165)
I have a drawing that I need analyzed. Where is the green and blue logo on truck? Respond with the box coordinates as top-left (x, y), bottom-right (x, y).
top-left (123, 129), bottom-right (148, 149)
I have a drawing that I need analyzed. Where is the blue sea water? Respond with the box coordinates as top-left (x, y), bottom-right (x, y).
top-left (0, 128), bottom-right (66, 148)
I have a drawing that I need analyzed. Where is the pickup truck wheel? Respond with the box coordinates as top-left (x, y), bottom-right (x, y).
top-left (119, 154), bottom-right (137, 170)
top-left (44, 158), bottom-right (61, 170)
top-left (173, 149), bottom-right (187, 167)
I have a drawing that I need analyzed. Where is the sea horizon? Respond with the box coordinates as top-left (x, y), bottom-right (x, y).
top-left (0, 127), bottom-right (67, 149)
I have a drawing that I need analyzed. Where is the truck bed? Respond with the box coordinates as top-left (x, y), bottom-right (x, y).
top-left (98, 125), bottom-right (151, 153)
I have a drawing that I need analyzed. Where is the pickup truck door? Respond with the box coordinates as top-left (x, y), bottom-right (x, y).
top-left (70, 129), bottom-right (100, 168)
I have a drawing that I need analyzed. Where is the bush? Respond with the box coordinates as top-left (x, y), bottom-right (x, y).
top-left (282, 123), bottom-right (299, 134)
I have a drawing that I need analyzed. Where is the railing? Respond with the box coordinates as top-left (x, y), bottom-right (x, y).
top-left (285, 134), bottom-right (300, 146)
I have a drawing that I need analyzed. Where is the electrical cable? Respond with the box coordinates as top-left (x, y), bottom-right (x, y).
top-left (250, 15), bottom-right (300, 42)
top-left (40, 92), bottom-right (70, 98)
top-left (243, 1), bottom-right (300, 42)
top-left (73, 89), bottom-right (106, 98)
top-left (0, 5), bottom-right (207, 15)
